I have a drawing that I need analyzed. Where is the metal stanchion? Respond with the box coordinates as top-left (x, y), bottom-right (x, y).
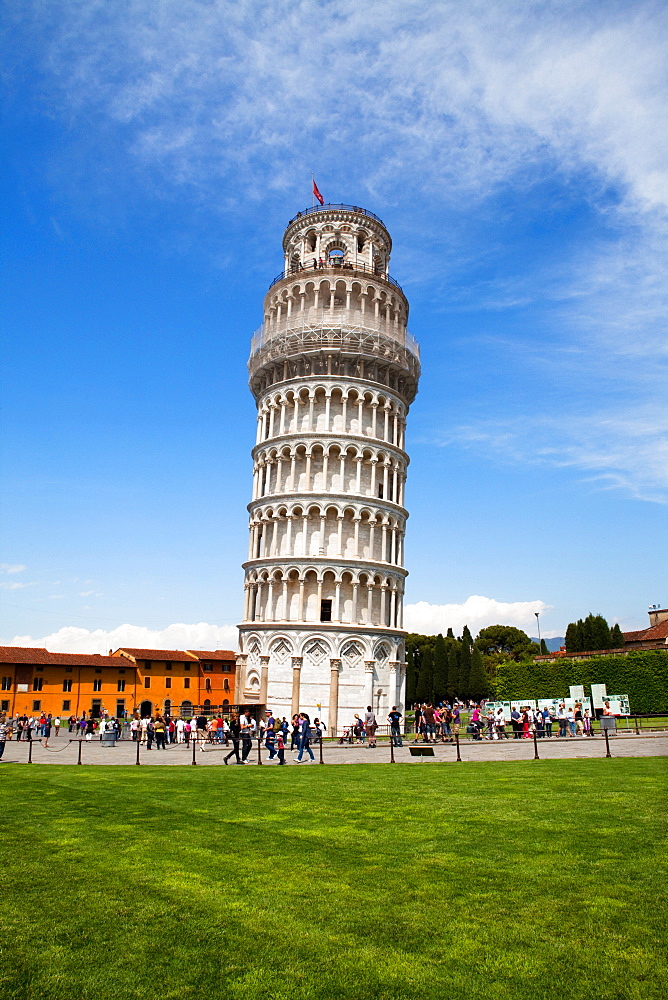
top-left (604, 728), bottom-right (612, 758)
top-left (389, 733), bottom-right (395, 763)
top-left (135, 738), bottom-right (141, 765)
top-left (257, 734), bottom-right (263, 765)
top-left (77, 740), bottom-right (83, 765)
top-left (191, 734), bottom-right (197, 765)
top-left (533, 730), bottom-right (540, 760)
top-left (455, 733), bottom-right (462, 762)
top-left (28, 739), bottom-right (33, 763)
top-left (634, 715), bottom-right (640, 735)
top-left (318, 734), bottom-right (324, 764)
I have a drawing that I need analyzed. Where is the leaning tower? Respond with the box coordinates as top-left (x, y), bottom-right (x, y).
top-left (236, 204), bottom-right (420, 733)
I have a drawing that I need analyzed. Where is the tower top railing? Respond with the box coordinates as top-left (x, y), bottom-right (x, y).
top-left (286, 204), bottom-right (386, 227)
top-left (268, 260), bottom-right (404, 294)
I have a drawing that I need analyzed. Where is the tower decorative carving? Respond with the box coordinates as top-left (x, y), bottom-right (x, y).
top-left (237, 204), bottom-right (420, 729)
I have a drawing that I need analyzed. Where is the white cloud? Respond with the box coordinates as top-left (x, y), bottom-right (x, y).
top-left (0, 581), bottom-right (37, 591)
top-left (5, 622), bottom-right (239, 655)
top-left (445, 401), bottom-right (668, 504)
top-left (15, 1), bottom-right (667, 213)
top-left (0, 563), bottom-right (26, 574)
top-left (404, 595), bottom-right (551, 637)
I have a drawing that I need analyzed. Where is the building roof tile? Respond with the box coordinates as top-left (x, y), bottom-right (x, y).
top-left (0, 646), bottom-right (126, 667)
top-left (114, 648), bottom-right (200, 662)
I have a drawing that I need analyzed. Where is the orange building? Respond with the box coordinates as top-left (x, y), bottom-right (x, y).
top-left (0, 645), bottom-right (236, 719)
top-left (112, 648), bottom-right (236, 718)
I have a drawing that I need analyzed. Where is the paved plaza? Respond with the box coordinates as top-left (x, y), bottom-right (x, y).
top-left (3, 730), bottom-right (667, 766)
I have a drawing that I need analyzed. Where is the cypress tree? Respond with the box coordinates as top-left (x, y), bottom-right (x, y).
top-left (446, 627), bottom-right (455, 639)
top-left (416, 646), bottom-right (433, 703)
top-left (564, 622), bottom-right (579, 652)
top-left (433, 633), bottom-right (448, 704)
top-left (459, 626), bottom-right (473, 699)
top-left (575, 619), bottom-right (585, 651)
top-left (447, 642), bottom-right (460, 699)
top-left (610, 623), bottom-right (625, 647)
top-left (540, 639), bottom-right (549, 655)
top-left (468, 646), bottom-right (489, 702)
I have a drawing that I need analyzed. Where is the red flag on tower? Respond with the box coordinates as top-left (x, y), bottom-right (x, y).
top-left (312, 179), bottom-right (324, 205)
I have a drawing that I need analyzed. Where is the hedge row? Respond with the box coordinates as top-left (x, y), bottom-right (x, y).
top-left (494, 650), bottom-right (668, 714)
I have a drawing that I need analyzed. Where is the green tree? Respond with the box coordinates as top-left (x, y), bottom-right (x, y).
top-left (446, 628), bottom-right (455, 639)
top-left (447, 642), bottom-right (460, 698)
top-left (415, 646), bottom-right (433, 703)
top-left (540, 639), bottom-right (549, 655)
top-left (459, 626), bottom-right (473, 697)
top-left (475, 625), bottom-right (534, 661)
top-left (610, 623), bottom-right (625, 647)
top-left (565, 621), bottom-right (581, 652)
top-left (432, 634), bottom-right (448, 704)
top-left (468, 646), bottom-right (489, 702)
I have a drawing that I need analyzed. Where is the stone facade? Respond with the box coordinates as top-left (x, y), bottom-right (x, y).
top-left (237, 205), bottom-right (420, 731)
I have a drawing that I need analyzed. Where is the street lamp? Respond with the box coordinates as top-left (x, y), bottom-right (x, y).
top-left (535, 612), bottom-right (542, 653)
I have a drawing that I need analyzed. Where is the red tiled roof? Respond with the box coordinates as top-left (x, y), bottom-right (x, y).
top-left (0, 646), bottom-right (126, 667)
top-left (641, 621), bottom-right (668, 640)
top-left (186, 649), bottom-right (237, 661)
top-left (114, 648), bottom-right (200, 662)
top-left (623, 621), bottom-right (668, 642)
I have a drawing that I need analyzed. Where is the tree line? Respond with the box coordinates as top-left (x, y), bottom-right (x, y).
top-left (564, 614), bottom-right (624, 652)
top-left (406, 625), bottom-right (542, 705)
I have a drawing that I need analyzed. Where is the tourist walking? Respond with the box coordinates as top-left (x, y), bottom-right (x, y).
top-left (388, 706), bottom-right (403, 747)
top-left (364, 706), bottom-right (377, 747)
top-left (297, 713), bottom-right (315, 762)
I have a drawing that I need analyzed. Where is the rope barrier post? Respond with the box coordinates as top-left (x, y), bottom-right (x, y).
top-left (135, 737), bottom-right (141, 766)
top-left (389, 732), bottom-right (395, 764)
top-left (455, 733), bottom-right (462, 762)
top-left (318, 732), bottom-right (324, 764)
top-left (192, 733), bottom-right (197, 765)
top-left (533, 729), bottom-right (540, 760)
top-left (28, 739), bottom-right (33, 764)
top-left (77, 740), bottom-right (82, 765)
top-left (257, 733), bottom-right (263, 765)
top-left (634, 715), bottom-right (640, 735)
top-left (604, 727), bottom-right (612, 758)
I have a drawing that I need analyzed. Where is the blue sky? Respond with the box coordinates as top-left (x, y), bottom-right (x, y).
top-left (2, 0), bottom-right (666, 652)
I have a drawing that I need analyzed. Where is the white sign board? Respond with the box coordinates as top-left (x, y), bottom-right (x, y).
top-left (591, 683), bottom-right (608, 709)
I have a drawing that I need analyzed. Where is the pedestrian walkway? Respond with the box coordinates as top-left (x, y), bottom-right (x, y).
top-left (3, 731), bottom-right (666, 766)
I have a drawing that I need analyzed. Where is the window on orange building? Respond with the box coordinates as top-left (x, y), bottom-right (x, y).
top-left (33, 700), bottom-right (41, 711)
top-left (62, 700), bottom-right (71, 711)
top-left (1, 700), bottom-right (9, 712)
top-left (165, 677), bottom-right (172, 689)
top-left (63, 679), bottom-right (72, 692)
top-left (1, 677), bottom-right (11, 690)
top-left (183, 677), bottom-right (190, 689)
top-left (223, 679), bottom-right (230, 691)
top-left (205, 678), bottom-right (211, 691)
top-left (93, 679), bottom-right (102, 692)
top-left (144, 677), bottom-right (151, 688)
top-left (117, 680), bottom-right (125, 692)
top-left (33, 677), bottom-right (43, 691)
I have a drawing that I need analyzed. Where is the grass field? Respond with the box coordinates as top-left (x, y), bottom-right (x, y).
top-left (2, 759), bottom-right (666, 1000)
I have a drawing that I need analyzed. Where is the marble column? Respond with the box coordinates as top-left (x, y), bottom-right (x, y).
top-left (291, 656), bottom-right (303, 717)
top-left (259, 655), bottom-right (270, 714)
top-left (329, 658), bottom-right (341, 736)
top-left (364, 660), bottom-right (375, 709)
top-left (388, 660), bottom-right (399, 709)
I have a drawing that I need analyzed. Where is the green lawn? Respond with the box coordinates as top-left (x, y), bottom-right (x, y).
top-left (2, 759), bottom-right (666, 1000)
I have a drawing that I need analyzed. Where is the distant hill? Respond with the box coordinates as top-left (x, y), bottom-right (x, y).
top-left (531, 637), bottom-right (565, 652)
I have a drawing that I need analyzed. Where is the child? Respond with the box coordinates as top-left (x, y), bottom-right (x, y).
top-left (276, 730), bottom-right (286, 764)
